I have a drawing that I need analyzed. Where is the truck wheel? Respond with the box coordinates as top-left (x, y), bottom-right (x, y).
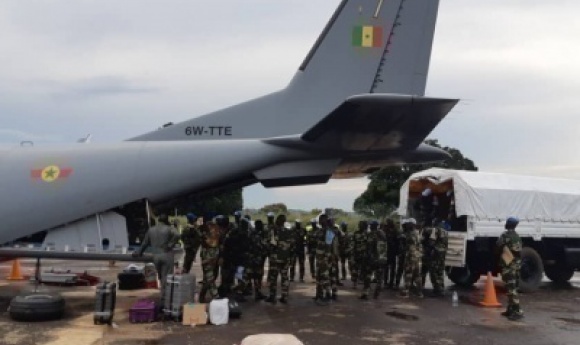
top-left (544, 264), bottom-right (574, 284)
top-left (446, 266), bottom-right (480, 287)
top-left (8, 293), bottom-right (65, 322)
top-left (519, 247), bottom-right (544, 292)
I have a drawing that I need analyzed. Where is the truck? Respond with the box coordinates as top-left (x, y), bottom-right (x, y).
top-left (397, 168), bottom-right (580, 291)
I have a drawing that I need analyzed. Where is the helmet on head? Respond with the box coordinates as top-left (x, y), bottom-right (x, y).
top-left (234, 211), bottom-right (242, 217)
top-left (505, 217), bottom-right (519, 229)
top-left (402, 218), bottom-right (417, 225)
top-left (370, 220), bottom-right (379, 227)
top-left (267, 212), bottom-right (275, 218)
top-left (186, 213), bottom-right (197, 222)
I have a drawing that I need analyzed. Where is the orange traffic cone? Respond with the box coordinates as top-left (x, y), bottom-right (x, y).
top-left (7, 259), bottom-right (25, 280)
top-left (479, 272), bottom-right (502, 308)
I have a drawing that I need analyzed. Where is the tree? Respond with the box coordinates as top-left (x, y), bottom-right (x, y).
top-left (353, 139), bottom-right (477, 218)
top-left (157, 188), bottom-right (243, 218)
top-left (260, 203), bottom-right (288, 214)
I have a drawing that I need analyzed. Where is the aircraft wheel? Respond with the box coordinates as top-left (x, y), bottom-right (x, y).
top-left (9, 293), bottom-right (65, 322)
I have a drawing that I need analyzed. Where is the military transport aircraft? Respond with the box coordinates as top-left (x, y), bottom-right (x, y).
top-left (0, 0), bottom-right (457, 259)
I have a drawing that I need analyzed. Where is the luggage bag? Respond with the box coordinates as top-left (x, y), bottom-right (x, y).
top-left (163, 274), bottom-right (196, 321)
top-left (94, 281), bottom-right (117, 325)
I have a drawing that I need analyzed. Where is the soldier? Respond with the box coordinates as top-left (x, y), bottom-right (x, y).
top-left (306, 218), bottom-right (319, 280)
top-left (265, 214), bottom-right (296, 304)
top-left (220, 217), bottom-right (250, 301)
top-left (313, 214), bottom-right (340, 305)
top-left (384, 218), bottom-right (400, 289)
top-left (290, 219), bottom-right (307, 283)
top-left (329, 218), bottom-right (343, 287)
top-left (400, 218), bottom-right (423, 298)
top-left (338, 222), bottom-right (350, 281)
top-left (351, 220), bottom-right (368, 289)
top-left (247, 219), bottom-right (268, 301)
top-left (361, 221), bottom-right (387, 299)
top-left (496, 217), bottom-right (524, 321)
top-left (198, 219), bottom-right (222, 303)
top-left (233, 210), bottom-right (242, 227)
top-left (421, 218), bottom-right (448, 297)
top-left (394, 221), bottom-right (407, 290)
top-left (133, 213), bottom-right (180, 303)
top-left (181, 213), bottom-right (201, 274)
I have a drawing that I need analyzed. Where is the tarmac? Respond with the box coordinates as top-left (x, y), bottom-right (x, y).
top-left (0, 259), bottom-right (579, 345)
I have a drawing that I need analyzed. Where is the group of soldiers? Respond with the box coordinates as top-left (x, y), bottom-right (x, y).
top-left (177, 210), bottom-right (450, 306)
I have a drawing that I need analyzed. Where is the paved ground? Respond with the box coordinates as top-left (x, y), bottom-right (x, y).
top-left (0, 259), bottom-right (579, 345)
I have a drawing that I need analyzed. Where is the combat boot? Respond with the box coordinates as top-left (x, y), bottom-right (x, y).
top-left (399, 290), bottom-right (409, 298)
top-left (255, 291), bottom-right (266, 301)
top-left (331, 290), bottom-right (338, 301)
top-left (507, 313), bottom-right (524, 321)
top-left (279, 295), bottom-right (288, 304)
top-left (359, 294), bottom-right (369, 300)
top-left (373, 288), bottom-right (380, 299)
top-left (264, 295), bottom-right (277, 305)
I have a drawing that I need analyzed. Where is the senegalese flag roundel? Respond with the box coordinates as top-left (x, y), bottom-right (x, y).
top-left (30, 165), bottom-right (73, 183)
top-left (352, 25), bottom-right (383, 48)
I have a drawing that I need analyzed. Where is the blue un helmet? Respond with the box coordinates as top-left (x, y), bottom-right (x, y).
top-left (505, 217), bottom-right (519, 229)
top-left (186, 213), bottom-right (197, 222)
top-left (234, 210), bottom-right (242, 217)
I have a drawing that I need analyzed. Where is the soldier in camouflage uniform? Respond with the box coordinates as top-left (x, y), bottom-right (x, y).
top-left (361, 221), bottom-right (388, 299)
top-left (247, 219), bottom-right (268, 301)
top-left (384, 218), bottom-right (400, 289)
top-left (181, 213), bottom-right (201, 274)
top-left (421, 218), bottom-right (448, 296)
top-left (265, 214), bottom-right (296, 304)
top-left (220, 217), bottom-right (250, 301)
top-left (306, 219), bottom-right (319, 280)
top-left (400, 218), bottom-right (423, 298)
top-left (394, 222), bottom-right (407, 290)
top-left (314, 214), bottom-right (340, 305)
top-left (290, 220), bottom-right (307, 283)
top-left (338, 222), bottom-right (350, 281)
top-left (351, 220), bottom-right (368, 289)
top-left (496, 217), bottom-right (524, 321)
top-left (198, 220), bottom-right (222, 303)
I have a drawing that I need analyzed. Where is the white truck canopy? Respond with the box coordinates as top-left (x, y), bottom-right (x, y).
top-left (397, 168), bottom-right (580, 222)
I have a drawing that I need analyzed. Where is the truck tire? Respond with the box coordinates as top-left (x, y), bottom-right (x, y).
top-left (8, 293), bottom-right (65, 322)
top-left (446, 266), bottom-right (481, 287)
top-left (544, 264), bottom-right (574, 284)
top-left (519, 247), bottom-right (544, 292)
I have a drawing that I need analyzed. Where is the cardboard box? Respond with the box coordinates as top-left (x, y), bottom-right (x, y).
top-left (182, 303), bottom-right (208, 326)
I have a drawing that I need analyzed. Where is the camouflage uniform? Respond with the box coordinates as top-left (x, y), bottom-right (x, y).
top-left (384, 220), bottom-right (400, 289)
top-left (267, 221), bottom-right (296, 300)
top-left (362, 226), bottom-right (388, 299)
top-left (338, 224), bottom-right (350, 280)
top-left (306, 224), bottom-right (318, 279)
top-left (497, 228), bottom-right (523, 318)
top-left (247, 220), bottom-right (268, 300)
top-left (350, 222), bottom-right (368, 289)
top-left (395, 227), bottom-right (407, 289)
top-left (421, 225), bottom-right (448, 294)
top-left (401, 225), bottom-right (423, 297)
top-left (315, 224), bottom-right (340, 301)
top-left (198, 222), bottom-right (222, 302)
top-left (290, 223), bottom-right (307, 282)
top-left (181, 223), bottom-right (201, 274)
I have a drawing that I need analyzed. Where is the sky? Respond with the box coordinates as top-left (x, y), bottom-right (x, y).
top-left (1, 0), bottom-right (580, 211)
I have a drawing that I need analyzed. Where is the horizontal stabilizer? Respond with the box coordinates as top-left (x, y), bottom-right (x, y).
top-left (302, 94), bottom-right (458, 151)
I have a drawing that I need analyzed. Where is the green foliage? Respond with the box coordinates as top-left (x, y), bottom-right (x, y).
top-left (353, 139), bottom-right (477, 218)
top-left (158, 188), bottom-right (243, 218)
top-left (260, 203), bottom-right (288, 214)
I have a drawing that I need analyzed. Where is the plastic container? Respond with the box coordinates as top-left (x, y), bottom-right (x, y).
top-left (130, 299), bottom-right (156, 323)
top-left (452, 291), bottom-right (459, 307)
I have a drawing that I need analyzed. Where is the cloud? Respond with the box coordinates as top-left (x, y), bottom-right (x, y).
top-left (0, 129), bottom-right (63, 144)
top-left (51, 76), bottom-right (159, 100)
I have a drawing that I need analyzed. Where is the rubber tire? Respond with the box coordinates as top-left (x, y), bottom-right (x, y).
top-left (544, 264), bottom-right (574, 284)
top-left (519, 247), bottom-right (544, 292)
top-left (446, 266), bottom-right (481, 288)
top-left (9, 293), bottom-right (65, 322)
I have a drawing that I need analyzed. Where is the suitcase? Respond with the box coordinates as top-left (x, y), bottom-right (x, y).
top-left (129, 299), bottom-right (156, 323)
top-left (118, 270), bottom-right (146, 290)
top-left (228, 299), bottom-right (242, 319)
top-left (163, 274), bottom-right (196, 321)
top-left (94, 281), bottom-right (116, 325)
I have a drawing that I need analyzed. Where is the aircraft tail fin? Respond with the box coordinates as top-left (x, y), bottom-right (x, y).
top-left (130, 0), bottom-right (442, 142)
